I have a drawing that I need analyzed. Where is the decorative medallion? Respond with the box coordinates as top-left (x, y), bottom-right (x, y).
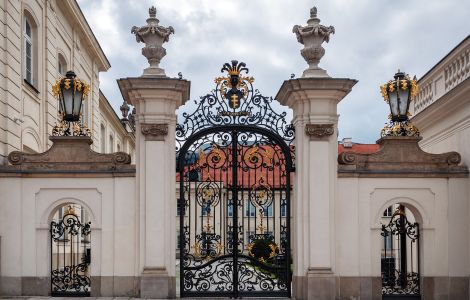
top-left (141, 123), bottom-right (168, 141)
top-left (305, 123), bottom-right (334, 138)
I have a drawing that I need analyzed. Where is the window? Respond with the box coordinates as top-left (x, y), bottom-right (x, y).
top-left (227, 201), bottom-right (233, 217)
top-left (264, 204), bottom-right (273, 217)
top-left (246, 201), bottom-right (272, 217)
top-left (383, 233), bottom-right (393, 251)
top-left (280, 203), bottom-right (287, 217)
top-left (58, 53), bottom-right (67, 76)
top-left (201, 202), bottom-right (211, 216)
top-left (24, 16), bottom-right (33, 85)
top-left (100, 124), bottom-right (106, 153)
top-left (176, 229), bottom-right (180, 249)
top-left (109, 134), bottom-right (114, 153)
top-left (245, 202), bottom-right (256, 217)
top-left (383, 206), bottom-right (393, 217)
top-left (177, 200), bottom-right (184, 216)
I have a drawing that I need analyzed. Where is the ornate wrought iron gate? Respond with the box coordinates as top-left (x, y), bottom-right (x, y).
top-left (50, 205), bottom-right (91, 296)
top-left (177, 61), bottom-right (294, 297)
top-left (381, 205), bottom-right (420, 299)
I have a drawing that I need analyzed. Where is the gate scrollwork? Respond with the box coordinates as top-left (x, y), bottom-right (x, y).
top-left (50, 206), bottom-right (91, 296)
top-left (177, 61), bottom-right (294, 297)
top-left (381, 206), bottom-right (420, 297)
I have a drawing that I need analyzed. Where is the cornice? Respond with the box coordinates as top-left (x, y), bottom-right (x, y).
top-left (117, 77), bottom-right (191, 106)
top-left (276, 77), bottom-right (357, 108)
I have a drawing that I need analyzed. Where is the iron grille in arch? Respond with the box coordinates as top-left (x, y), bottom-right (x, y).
top-left (381, 206), bottom-right (420, 298)
top-left (176, 61), bottom-right (295, 298)
top-left (176, 60), bottom-right (295, 157)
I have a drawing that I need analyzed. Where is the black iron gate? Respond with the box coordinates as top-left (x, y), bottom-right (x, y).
top-left (176, 61), bottom-right (294, 297)
top-left (381, 205), bottom-right (420, 299)
top-left (50, 205), bottom-right (91, 296)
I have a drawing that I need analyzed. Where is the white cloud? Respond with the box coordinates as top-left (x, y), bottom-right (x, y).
top-left (77, 0), bottom-right (470, 143)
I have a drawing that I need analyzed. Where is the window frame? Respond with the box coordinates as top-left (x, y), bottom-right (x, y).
top-left (100, 124), bottom-right (106, 153)
top-left (57, 53), bottom-right (67, 76)
top-left (24, 16), bottom-right (34, 85)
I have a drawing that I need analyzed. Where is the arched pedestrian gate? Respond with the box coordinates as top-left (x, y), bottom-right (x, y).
top-left (381, 205), bottom-right (420, 299)
top-left (50, 204), bottom-right (91, 296)
top-left (176, 61), bottom-right (294, 298)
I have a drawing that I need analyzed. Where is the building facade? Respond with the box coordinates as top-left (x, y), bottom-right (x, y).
top-left (0, 0), bottom-right (134, 163)
top-left (0, 3), bottom-right (469, 300)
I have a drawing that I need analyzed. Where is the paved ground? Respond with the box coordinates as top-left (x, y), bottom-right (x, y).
top-left (0, 298), bottom-right (290, 300)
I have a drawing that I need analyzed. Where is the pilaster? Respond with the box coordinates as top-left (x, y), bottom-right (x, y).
top-left (117, 77), bottom-right (190, 298)
top-left (277, 77), bottom-right (356, 299)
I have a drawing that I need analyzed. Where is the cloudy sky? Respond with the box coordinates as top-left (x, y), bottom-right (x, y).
top-left (77, 0), bottom-right (469, 143)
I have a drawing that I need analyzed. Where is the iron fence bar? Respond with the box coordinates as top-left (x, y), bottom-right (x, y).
top-left (232, 129), bottom-right (239, 298)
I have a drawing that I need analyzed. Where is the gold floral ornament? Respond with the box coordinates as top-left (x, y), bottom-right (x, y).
top-left (380, 72), bottom-right (419, 104)
top-left (52, 77), bottom-right (90, 98)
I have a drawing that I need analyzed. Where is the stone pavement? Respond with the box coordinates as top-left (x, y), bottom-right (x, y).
top-left (0, 298), bottom-right (290, 300)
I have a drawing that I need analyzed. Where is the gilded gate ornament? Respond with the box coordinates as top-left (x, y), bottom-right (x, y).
top-left (215, 60), bottom-right (254, 109)
top-left (176, 60), bottom-right (294, 297)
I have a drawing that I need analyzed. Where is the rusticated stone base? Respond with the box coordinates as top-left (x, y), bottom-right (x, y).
top-left (422, 276), bottom-right (469, 300)
top-left (91, 276), bottom-right (139, 297)
top-left (293, 269), bottom-right (337, 300)
top-left (140, 267), bottom-right (175, 299)
top-left (0, 276), bottom-right (139, 297)
top-left (294, 275), bottom-right (470, 299)
top-left (293, 275), bottom-right (383, 300)
top-left (0, 276), bottom-right (22, 296)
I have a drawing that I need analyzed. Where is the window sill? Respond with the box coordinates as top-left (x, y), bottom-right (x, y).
top-left (23, 79), bottom-right (40, 94)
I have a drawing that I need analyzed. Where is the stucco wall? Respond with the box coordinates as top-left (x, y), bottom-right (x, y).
top-left (336, 176), bottom-right (469, 298)
top-left (0, 175), bottom-right (137, 296)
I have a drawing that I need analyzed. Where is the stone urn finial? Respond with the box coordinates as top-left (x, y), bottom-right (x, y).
top-left (293, 6), bottom-right (335, 78)
top-left (131, 6), bottom-right (174, 77)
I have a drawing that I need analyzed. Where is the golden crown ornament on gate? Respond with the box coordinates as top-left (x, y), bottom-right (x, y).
top-left (215, 60), bottom-right (254, 109)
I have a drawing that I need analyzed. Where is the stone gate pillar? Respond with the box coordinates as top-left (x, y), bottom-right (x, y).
top-left (117, 6), bottom-right (190, 298)
top-left (277, 6), bottom-right (357, 300)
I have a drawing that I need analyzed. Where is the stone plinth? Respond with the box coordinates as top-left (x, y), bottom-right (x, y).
top-left (117, 76), bottom-right (190, 298)
top-left (6, 136), bottom-right (132, 173)
top-left (276, 77), bottom-right (357, 299)
top-left (338, 136), bottom-right (468, 177)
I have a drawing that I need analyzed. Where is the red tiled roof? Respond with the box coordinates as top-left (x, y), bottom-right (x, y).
top-left (338, 143), bottom-right (379, 154)
top-left (177, 143), bottom-right (379, 185)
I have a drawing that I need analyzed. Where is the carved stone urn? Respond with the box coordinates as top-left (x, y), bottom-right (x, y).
top-left (131, 6), bottom-right (174, 77)
top-left (293, 7), bottom-right (335, 78)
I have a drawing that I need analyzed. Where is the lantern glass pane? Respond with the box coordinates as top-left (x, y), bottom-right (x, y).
top-left (398, 89), bottom-right (409, 117)
top-left (73, 90), bottom-right (84, 116)
top-left (388, 91), bottom-right (398, 117)
top-left (63, 87), bottom-right (74, 116)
